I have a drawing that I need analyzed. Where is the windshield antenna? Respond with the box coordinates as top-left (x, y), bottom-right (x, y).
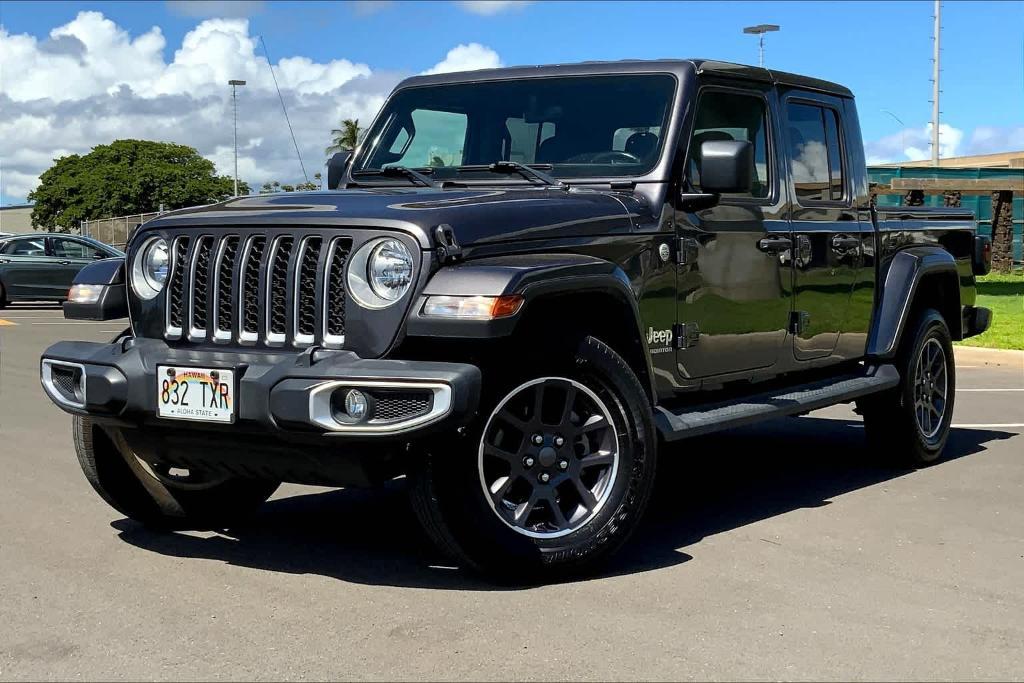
top-left (259, 35), bottom-right (309, 184)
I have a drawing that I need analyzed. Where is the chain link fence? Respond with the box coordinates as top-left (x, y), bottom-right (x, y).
top-left (80, 212), bottom-right (161, 250)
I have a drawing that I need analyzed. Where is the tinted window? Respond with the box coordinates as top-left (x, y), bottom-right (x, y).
top-left (2, 237), bottom-right (46, 256)
top-left (357, 75), bottom-right (676, 179)
top-left (53, 238), bottom-right (102, 259)
top-left (688, 91), bottom-right (770, 198)
top-left (787, 102), bottom-right (845, 202)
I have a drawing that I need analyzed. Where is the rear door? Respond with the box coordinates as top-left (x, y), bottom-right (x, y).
top-left (674, 84), bottom-right (792, 380)
top-left (0, 236), bottom-right (52, 298)
top-left (781, 92), bottom-right (870, 362)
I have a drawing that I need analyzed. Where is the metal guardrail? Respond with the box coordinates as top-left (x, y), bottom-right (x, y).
top-left (80, 212), bottom-right (161, 250)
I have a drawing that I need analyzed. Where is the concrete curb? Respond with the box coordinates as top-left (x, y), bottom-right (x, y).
top-left (954, 345), bottom-right (1024, 369)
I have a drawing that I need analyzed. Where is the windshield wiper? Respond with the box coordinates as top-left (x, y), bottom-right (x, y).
top-left (351, 166), bottom-right (438, 188)
top-left (455, 161), bottom-right (566, 188)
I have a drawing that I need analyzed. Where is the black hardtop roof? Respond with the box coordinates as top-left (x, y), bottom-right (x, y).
top-left (397, 58), bottom-right (853, 98)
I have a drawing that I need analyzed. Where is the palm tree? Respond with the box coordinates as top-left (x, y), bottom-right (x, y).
top-left (326, 119), bottom-right (361, 156)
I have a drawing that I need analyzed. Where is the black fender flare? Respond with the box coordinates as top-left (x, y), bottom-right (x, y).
top-left (867, 246), bottom-right (960, 359)
top-left (405, 253), bottom-right (655, 397)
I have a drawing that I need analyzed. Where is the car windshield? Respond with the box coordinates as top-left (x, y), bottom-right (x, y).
top-left (353, 74), bottom-right (677, 182)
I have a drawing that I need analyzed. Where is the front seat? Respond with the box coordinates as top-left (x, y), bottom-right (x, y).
top-left (536, 136), bottom-right (576, 163)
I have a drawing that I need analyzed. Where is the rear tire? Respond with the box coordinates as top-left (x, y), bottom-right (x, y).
top-left (0, 282), bottom-right (7, 309)
top-left (409, 336), bottom-right (657, 580)
top-left (73, 416), bottom-right (279, 528)
top-left (859, 308), bottom-right (955, 466)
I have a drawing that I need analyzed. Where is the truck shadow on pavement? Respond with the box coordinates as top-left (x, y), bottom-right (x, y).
top-left (113, 417), bottom-right (1016, 589)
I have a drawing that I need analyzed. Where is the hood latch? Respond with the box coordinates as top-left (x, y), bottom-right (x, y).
top-left (435, 224), bottom-right (463, 265)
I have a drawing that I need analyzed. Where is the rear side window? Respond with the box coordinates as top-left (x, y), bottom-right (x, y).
top-left (786, 102), bottom-right (845, 202)
top-left (688, 91), bottom-right (770, 198)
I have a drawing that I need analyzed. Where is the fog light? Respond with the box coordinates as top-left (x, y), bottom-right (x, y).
top-left (344, 389), bottom-right (368, 420)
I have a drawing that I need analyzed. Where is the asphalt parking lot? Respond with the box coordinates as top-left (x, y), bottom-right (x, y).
top-left (1, 304), bottom-right (1022, 681)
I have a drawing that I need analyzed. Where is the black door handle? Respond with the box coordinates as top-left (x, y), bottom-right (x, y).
top-left (758, 236), bottom-right (793, 253)
top-left (0, 258), bottom-right (9, 264)
top-left (59, 260), bottom-right (72, 265)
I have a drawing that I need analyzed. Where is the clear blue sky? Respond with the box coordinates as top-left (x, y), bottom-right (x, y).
top-left (1, 0), bottom-right (1022, 205)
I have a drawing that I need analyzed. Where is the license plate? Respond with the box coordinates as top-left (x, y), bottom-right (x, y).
top-left (157, 366), bottom-right (235, 423)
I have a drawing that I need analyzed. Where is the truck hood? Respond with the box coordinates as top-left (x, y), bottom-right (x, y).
top-left (149, 187), bottom-right (646, 249)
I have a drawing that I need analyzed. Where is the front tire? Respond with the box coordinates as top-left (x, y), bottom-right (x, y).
top-left (409, 336), bottom-right (657, 580)
top-left (73, 416), bottom-right (279, 528)
top-left (860, 308), bottom-right (955, 465)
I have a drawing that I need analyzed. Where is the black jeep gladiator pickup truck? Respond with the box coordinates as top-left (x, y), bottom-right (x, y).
top-left (41, 59), bottom-right (992, 578)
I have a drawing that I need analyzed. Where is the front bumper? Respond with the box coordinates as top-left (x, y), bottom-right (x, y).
top-left (40, 337), bottom-right (481, 438)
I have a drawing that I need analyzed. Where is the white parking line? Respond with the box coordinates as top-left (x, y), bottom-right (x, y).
top-left (957, 388), bottom-right (1024, 392)
top-left (952, 423), bottom-right (1024, 429)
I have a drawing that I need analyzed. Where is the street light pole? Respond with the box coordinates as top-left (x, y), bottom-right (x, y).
top-left (743, 24), bottom-right (780, 68)
top-left (228, 79), bottom-right (247, 196)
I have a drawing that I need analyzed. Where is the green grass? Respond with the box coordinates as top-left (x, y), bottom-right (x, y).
top-left (956, 271), bottom-right (1024, 350)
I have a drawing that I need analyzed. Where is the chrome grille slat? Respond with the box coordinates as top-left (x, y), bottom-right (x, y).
top-left (294, 237), bottom-right (322, 346)
top-left (239, 236), bottom-right (266, 344)
top-left (188, 237), bottom-right (213, 341)
top-left (163, 231), bottom-right (351, 348)
top-left (213, 236), bottom-right (239, 342)
top-left (266, 236), bottom-right (294, 345)
top-left (165, 236), bottom-right (190, 339)
top-left (323, 237), bottom-right (351, 348)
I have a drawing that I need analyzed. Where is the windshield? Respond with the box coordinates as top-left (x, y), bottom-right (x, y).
top-left (354, 74), bottom-right (677, 182)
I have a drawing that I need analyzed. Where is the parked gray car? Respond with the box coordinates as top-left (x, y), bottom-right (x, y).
top-left (0, 234), bottom-right (123, 307)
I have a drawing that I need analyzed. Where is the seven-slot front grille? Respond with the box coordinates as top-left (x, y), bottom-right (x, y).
top-left (164, 232), bottom-right (352, 348)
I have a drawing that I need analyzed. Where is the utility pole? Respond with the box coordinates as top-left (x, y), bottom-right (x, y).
top-left (229, 79), bottom-right (247, 196)
top-left (743, 24), bottom-right (780, 68)
top-left (931, 1), bottom-right (941, 166)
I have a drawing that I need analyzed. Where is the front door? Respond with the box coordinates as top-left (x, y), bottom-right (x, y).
top-left (781, 93), bottom-right (868, 362)
top-left (50, 237), bottom-right (104, 294)
top-left (674, 85), bottom-right (792, 381)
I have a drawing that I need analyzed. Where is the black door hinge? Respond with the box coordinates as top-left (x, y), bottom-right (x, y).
top-left (789, 311), bottom-right (811, 335)
top-left (435, 224), bottom-right (463, 265)
top-left (676, 237), bottom-right (699, 265)
top-left (673, 322), bottom-right (700, 349)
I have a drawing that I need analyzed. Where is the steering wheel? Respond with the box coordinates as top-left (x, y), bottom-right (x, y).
top-left (565, 150), bottom-right (641, 165)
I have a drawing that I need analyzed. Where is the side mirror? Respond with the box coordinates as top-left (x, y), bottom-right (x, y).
top-left (63, 258), bottom-right (128, 321)
top-left (326, 150), bottom-right (353, 190)
top-left (699, 140), bottom-right (753, 194)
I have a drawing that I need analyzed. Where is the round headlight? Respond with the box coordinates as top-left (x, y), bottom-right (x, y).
top-left (367, 239), bottom-right (413, 302)
top-left (131, 237), bottom-right (169, 300)
top-left (346, 237), bottom-right (416, 309)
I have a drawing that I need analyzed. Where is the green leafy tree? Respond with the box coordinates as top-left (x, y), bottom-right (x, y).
top-left (28, 140), bottom-right (245, 232)
top-left (326, 118), bottom-right (361, 156)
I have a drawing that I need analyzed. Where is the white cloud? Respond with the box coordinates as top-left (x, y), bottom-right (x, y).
top-left (456, 1), bottom-right (532, 15)
top-left (422, 43), bottom-right (502, 75)
top-left (0, 12), bottom-right (503, 204)
top-left (864, 122), bottom-right (964, 164)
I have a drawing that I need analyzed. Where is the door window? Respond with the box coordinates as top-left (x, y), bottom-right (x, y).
top-left (52, 238), bottom-right (102, 259)
top-left (786, 102), bottom-right (845, 202)
top-left (2, 237), bottom-right (46, 256)
top-left (688, 91), bottom-right (771, 198)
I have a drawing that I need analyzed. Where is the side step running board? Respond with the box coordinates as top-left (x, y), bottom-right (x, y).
top-left (655, 364), bottom-right (900, 442)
